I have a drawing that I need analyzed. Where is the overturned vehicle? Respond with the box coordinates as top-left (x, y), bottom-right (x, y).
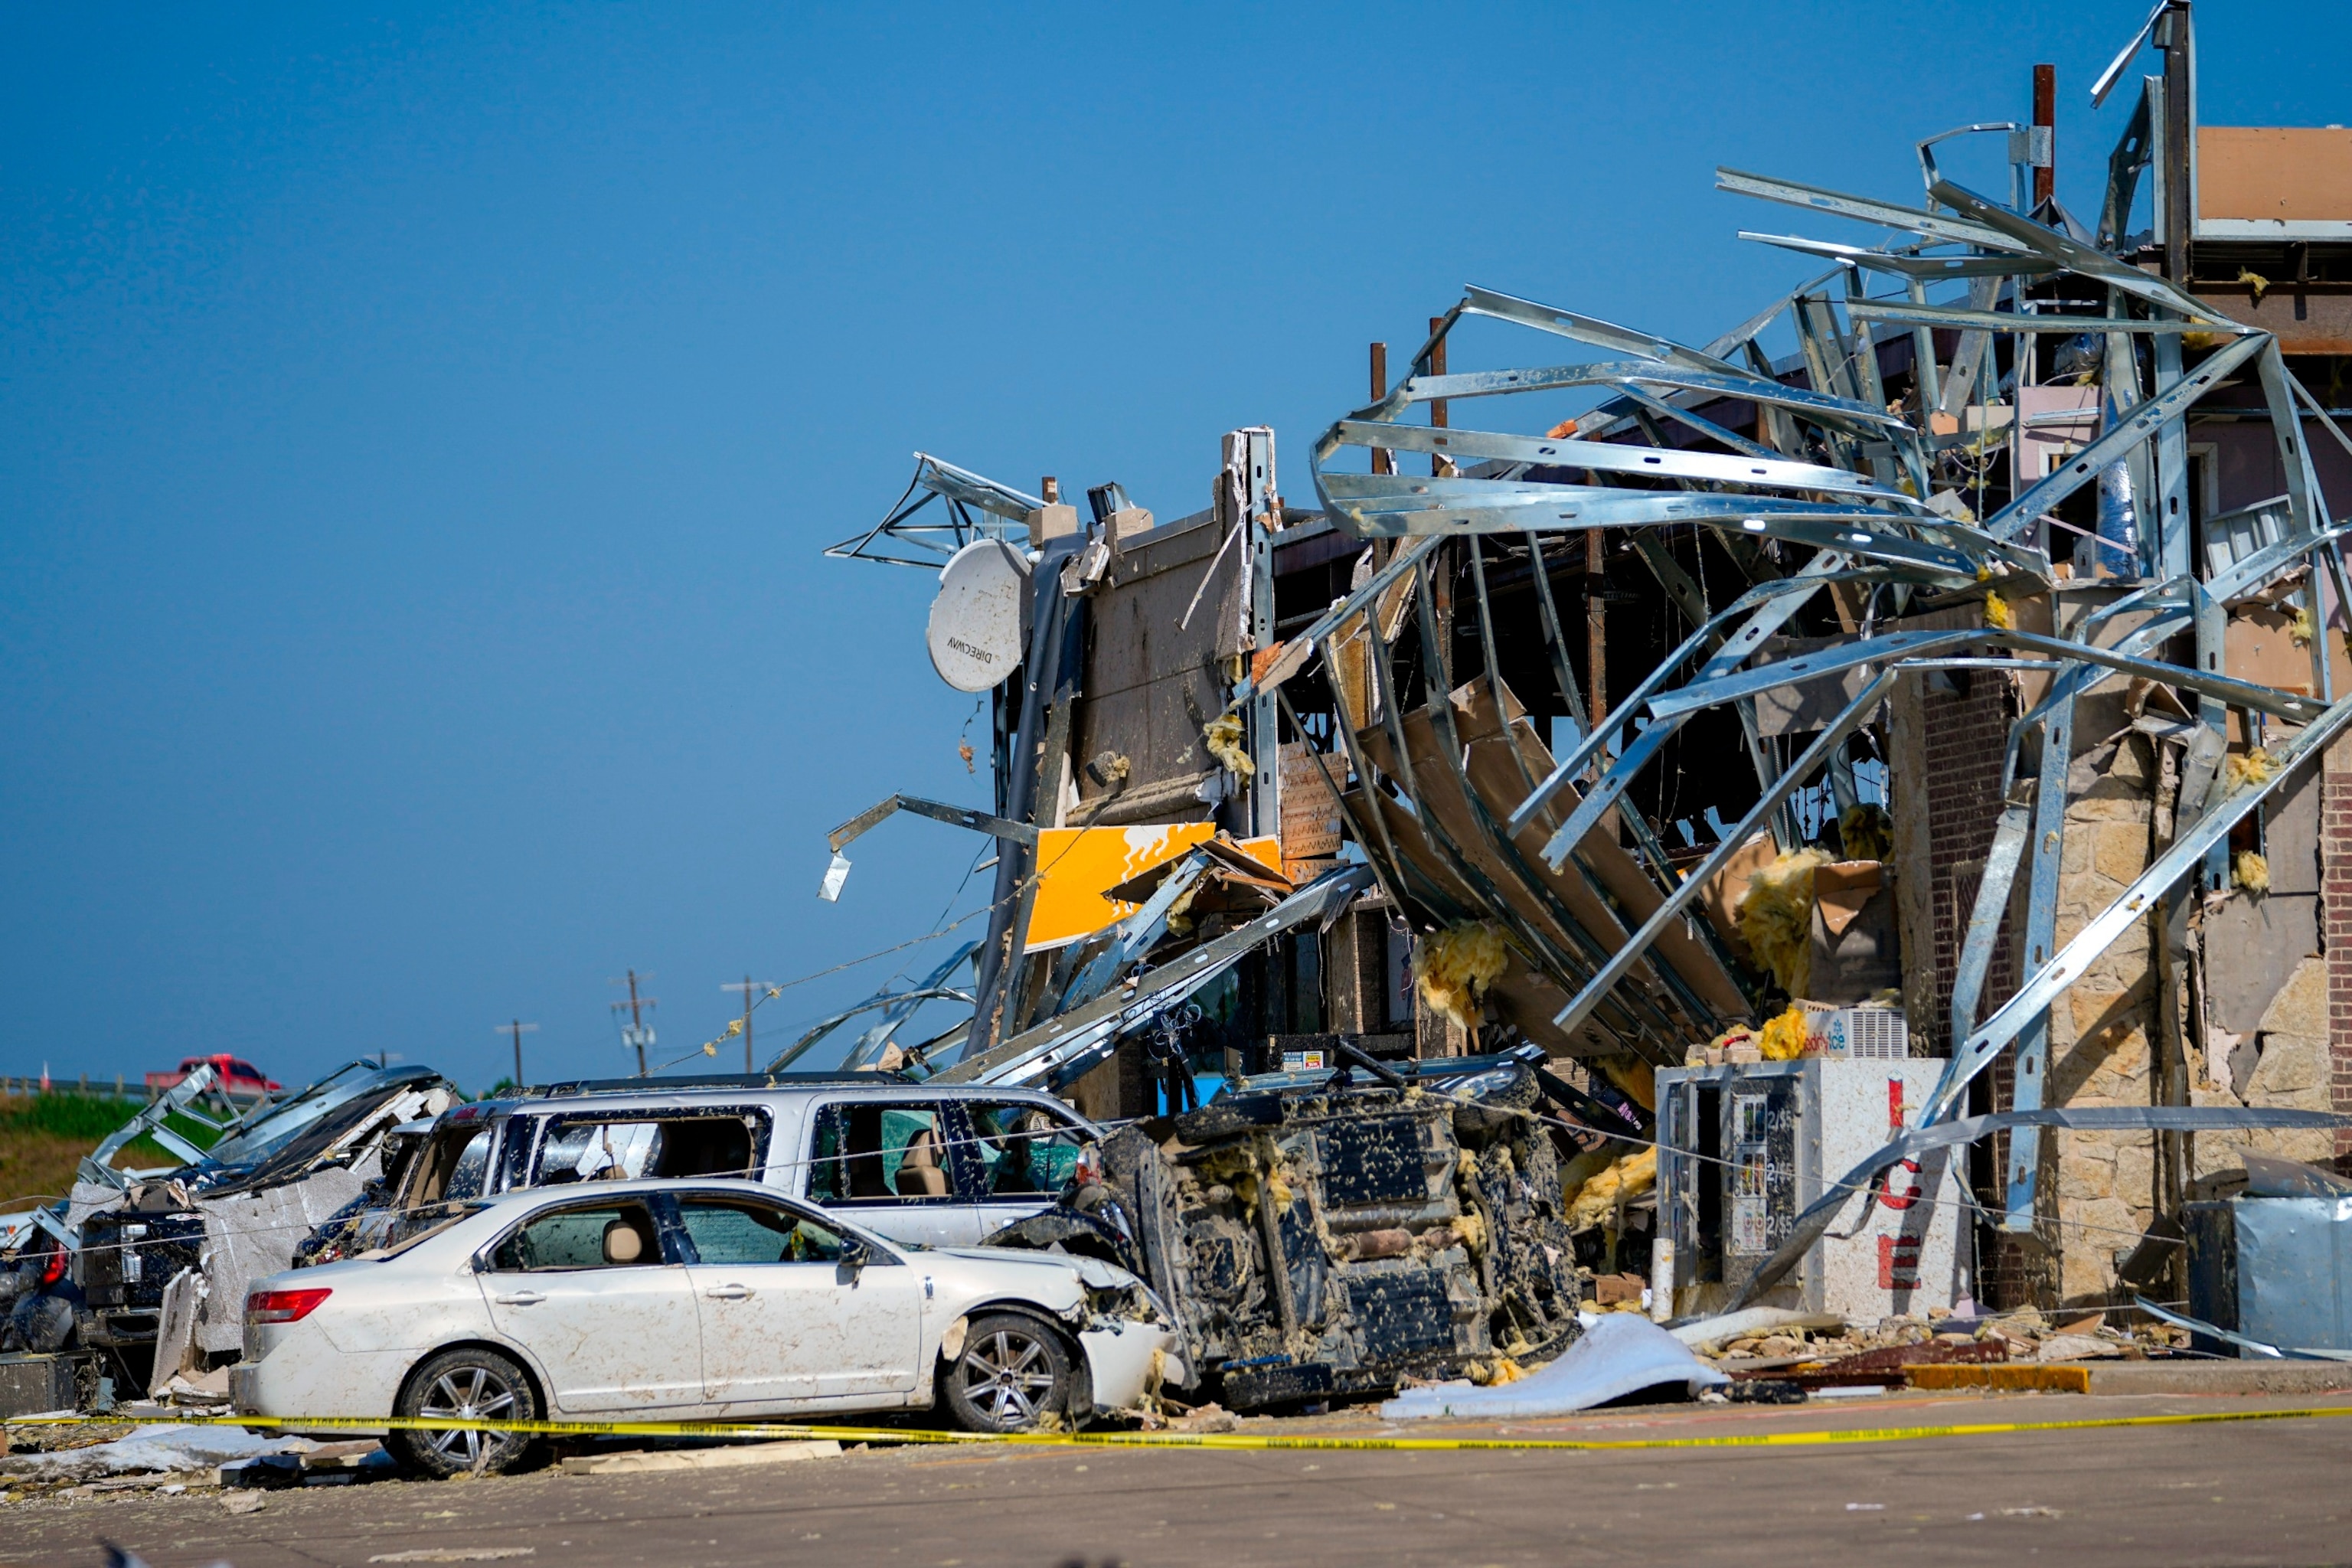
top-left (3, 1060), bottom-right (456, 1391)
top-left (991, 1047), bottom-right (1606, 1408)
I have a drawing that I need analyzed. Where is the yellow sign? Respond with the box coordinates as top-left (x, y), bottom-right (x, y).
top-left (1022, 825), bottom-right (1282, 950)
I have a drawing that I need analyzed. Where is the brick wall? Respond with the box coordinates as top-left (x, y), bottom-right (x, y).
top-left (1917, 675), bottom-right (2021, 1051)
top-left (1893, 668), bottom-right (2036, 1307)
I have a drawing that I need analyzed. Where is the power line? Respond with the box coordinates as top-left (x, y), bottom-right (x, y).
top-left (720, 977), bottom-right (778, 1073)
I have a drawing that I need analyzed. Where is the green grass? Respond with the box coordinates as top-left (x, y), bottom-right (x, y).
top-left (0, 1091), bottom-right (223, 1162)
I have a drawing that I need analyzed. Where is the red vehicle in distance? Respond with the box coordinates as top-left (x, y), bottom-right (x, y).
top-left (145, 1054), bottom-right (282, 1102)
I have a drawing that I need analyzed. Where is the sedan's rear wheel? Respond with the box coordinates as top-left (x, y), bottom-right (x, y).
top-left (390, 1347), bottom-right (541, 1478)
top-left (943, 1312), bottom-right (1072, 1432)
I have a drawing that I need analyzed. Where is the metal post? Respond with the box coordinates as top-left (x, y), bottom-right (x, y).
top-left (1586, 531), bottom-right (1608, 729)
top-left (2159, 3), bottom-right (2194, 283)
top-left (2032, 64), bottom-right (2056, 208)
top-left (1242, 428), bottom-right (1282, 841)
top-left (1428, 318), bottom-right (1452, 479)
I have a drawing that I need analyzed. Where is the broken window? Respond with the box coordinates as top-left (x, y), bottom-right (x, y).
top-left (965, 1101), bottom-right (1088, 1198)
top-left (412, 1125), bottom-right (493, 1205)
top-left (490, 1200), bottom-right (661, 1271)
top-left (804, 1103), bottom-right (951, 1203)
top-left (527, 1109), bottom-right (767, 1185)
top-left (675, 1196), bottom-right (848, 1265)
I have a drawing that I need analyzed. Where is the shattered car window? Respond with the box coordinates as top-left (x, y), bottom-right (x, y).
top-left (408, 1125), bottom-right (497, 1205)
top-left (489, 1202), bottom-right (660, 1271)
top-left (968, 1102), bottom-right (1086, 1197)
top-left (538, 1122), bottom-right (661, 1183)
top-left (198, 1062), bottom-right (384, 1167)
top-left (676, 1197), bottom-right (848, 1264)
top-left (444, 1130), bottom-right (492, 1201)
top-left (805, 1104), bottom-right (951, 1203)
top-left (530, 1111), bottom-right (766, 1185)
top-left (369, 1202), bottom-right (485, 1259)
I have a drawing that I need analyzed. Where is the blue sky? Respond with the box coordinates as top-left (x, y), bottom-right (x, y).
top-left (3, 3), bottom-right (2343, 1093)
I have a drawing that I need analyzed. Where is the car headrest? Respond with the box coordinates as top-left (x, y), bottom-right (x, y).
top-left (603, 1217), bottom-right (646, 1265)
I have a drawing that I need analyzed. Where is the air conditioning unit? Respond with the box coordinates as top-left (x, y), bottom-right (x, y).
top-left (1655, 1058), bottom-right (1968, 1321)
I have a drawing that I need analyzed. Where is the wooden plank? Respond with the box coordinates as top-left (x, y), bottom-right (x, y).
top-left (1279, 741), bottom-right (1345, 875)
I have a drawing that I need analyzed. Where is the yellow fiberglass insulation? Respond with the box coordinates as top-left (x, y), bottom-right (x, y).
top-left (1839, 802), bottom-right (1893, 862)
top-left (2226, 748), bottom-right (2276, 791)
top-left (1557, 1144), bottom-right (1619, 1198)
top-left (2236, 850), bottom-right (2271, 895)
top-left (2292, 606), bottom-right (2317, 648)
top-left (1412, 922), bottom-right (1510, 1033)
top-left (1467, 1357), bottom-right (1528, 1387)
top-left (1564, 1145), bottom-right (1656, 1233)
top-left (1736, 847), bottom-right (1834, 997)
top-left (1759, 1005), bottom-right (1809, 1060)
top-left (1982, 590), bottom-right (2012, 630)
top-left (1163, 879), bottom-right (1202, 936)
top-left (1593, 1054), bottom-right (1656, 1112)
top-left (1202, 714), bottom-right (1254, 777)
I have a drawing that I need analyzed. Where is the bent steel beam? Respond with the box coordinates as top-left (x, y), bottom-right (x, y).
top-left (1551, 668), bottom-right (1900, 1041)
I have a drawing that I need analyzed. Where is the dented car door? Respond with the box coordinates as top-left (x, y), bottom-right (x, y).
top-left (672, 1191), bottom-right (920, 1406)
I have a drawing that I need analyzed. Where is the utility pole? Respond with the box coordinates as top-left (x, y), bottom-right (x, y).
top-left (609, 970), bottom-right (658, 1077)
top-left (720, 977), bottom-right (776, 1073)
top-left (495, 1021), bottom-right (537, 1089)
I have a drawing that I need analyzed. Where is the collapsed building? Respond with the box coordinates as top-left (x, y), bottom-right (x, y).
top-left (823, 0), bottom-right (2352, 1336)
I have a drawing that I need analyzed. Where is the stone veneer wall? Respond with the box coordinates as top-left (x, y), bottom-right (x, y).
top-left (2040, 715), bottom-right (2163, 1307)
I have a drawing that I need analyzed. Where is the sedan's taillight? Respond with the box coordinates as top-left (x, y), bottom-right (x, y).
top-left (245, 1288), bottom-right (332, 1325)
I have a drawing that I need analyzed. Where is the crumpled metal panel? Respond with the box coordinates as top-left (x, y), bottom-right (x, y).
top-left (1045, 1060), bottom-right (1581, 1403)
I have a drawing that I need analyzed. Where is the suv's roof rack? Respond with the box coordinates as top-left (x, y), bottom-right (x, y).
top-left (524, 1070), bottom-right (910, 1099)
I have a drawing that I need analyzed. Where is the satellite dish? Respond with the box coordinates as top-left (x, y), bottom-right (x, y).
top-left (926, 539), bottom-right (1031, 691)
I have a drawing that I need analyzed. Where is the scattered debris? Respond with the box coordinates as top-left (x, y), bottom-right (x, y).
top-left (994, 1050), bottom-right (1583, 1407)
top-left (0, 1061), bottom-right (458, 1395)
top-left (0, 1423), bottom-right (310, 1485)
top-left (559, 1440), bottom-right (842, 1475)
top-left (1381, 1313), bottom-right (1729, 1419)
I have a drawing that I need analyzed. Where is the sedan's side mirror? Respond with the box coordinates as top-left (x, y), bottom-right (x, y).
top-left (838, 1240), bottom-right (870, 1279)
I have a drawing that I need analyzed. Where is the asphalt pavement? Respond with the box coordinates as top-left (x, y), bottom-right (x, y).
top-left (6, 1389), bottom-right (2350, 1568)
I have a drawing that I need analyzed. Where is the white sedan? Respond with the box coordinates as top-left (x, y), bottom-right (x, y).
top-left (230, 1178), bottom-right (1181, 1476)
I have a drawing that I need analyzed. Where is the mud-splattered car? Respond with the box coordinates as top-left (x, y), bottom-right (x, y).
top-left (234, 1178), bottom-right (1180, 1475)
top-left (988, 1046), bottom-right (1597, 1408)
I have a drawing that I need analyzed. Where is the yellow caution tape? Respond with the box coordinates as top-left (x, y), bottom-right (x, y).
top-left (11, 1401), bottom-right (2352, 1453)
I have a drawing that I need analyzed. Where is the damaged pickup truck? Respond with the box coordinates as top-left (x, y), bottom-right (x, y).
top-left (30, 1061), bottom-right (458, 1390)
top-left (989, 1047), bottom-right (1596, 1408)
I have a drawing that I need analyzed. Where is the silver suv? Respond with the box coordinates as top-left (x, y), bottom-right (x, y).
top-left (299, 1073), bottom-right (1103, 1263)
